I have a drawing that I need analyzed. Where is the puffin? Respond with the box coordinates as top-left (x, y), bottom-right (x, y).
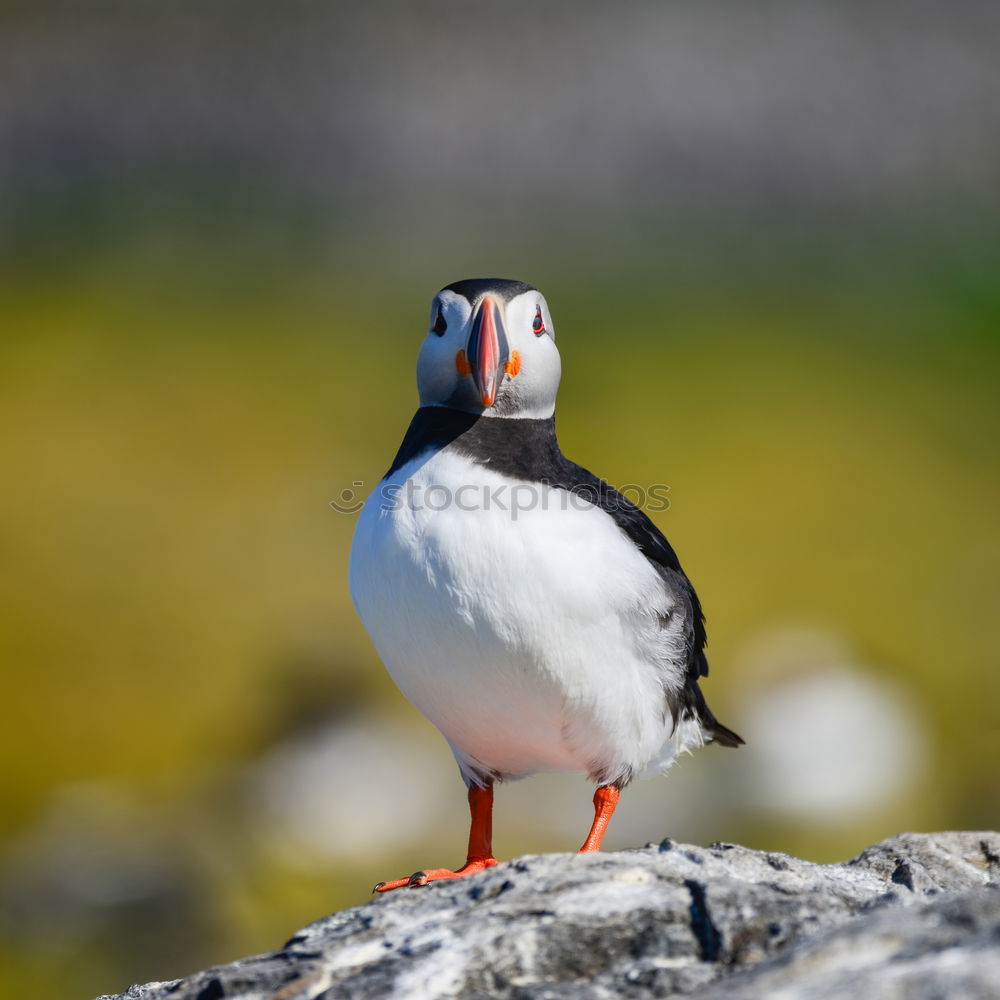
top-left (349, 278), bottom-right (742, 892)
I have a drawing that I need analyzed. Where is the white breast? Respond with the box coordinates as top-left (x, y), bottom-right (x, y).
top-left (349, 448), bottom-right (695, 786)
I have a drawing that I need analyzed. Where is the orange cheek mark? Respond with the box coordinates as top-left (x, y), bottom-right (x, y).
top-left (455, 350), bottom-right (473, 376)
top-left (504, 350), bottom-right (521, 377)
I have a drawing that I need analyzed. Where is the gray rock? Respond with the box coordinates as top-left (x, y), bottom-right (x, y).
top-left (696, 887), bottom-right (1000, 1000)
top-left (95, 832), bottom-right (1000, 1000)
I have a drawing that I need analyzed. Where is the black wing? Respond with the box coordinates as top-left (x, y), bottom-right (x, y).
top-left (552, 459), bottom-right (709, 684)
top-left (550, 458), bottom-right (741, 747)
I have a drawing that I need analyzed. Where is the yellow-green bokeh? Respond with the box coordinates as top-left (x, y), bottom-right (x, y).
top-left (2, 224), bottom-right (997, 997)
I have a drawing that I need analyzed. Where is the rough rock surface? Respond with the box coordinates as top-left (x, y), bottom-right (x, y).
top-left (96, 832), bottom-right (1000, 1000)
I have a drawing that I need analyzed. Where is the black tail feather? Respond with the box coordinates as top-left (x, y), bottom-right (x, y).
top-left (709, 720), bottom-right (744, 748)
top-left (680, 680), bottom-right (745, 749)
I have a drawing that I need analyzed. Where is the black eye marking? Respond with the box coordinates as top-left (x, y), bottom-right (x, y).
top-left (532, 305), bottom-right (546, 336)
top-left (432, 309), bottom-right (447, 336)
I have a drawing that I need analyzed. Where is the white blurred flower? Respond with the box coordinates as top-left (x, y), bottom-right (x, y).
top-left (248, 714), bottom-right (455, 865)
top-left (734, 626), bottom-right (926, 820)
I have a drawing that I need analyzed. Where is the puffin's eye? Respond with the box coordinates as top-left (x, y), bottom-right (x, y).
top-left (532, 306), bottom-right (546, 336)
top-left (432, 310), bottom-right (447, 336)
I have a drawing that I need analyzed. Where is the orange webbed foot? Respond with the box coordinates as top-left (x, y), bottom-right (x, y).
top-left (373, 856), bottom-right (498, 893)
top-left (374, 783), bottom-right (497, 893)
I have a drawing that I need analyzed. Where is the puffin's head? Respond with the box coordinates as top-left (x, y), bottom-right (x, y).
top-left (416, 278), bottom-right (561, 419)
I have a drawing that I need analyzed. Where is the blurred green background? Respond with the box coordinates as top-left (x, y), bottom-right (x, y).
top-left (1, 2), bottom-right (999, 997)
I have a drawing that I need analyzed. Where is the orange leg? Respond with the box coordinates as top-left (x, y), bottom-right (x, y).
top-left (373, 782), bottom-right (498, 893)
top-left (578, 784), bottom-right (620, 853)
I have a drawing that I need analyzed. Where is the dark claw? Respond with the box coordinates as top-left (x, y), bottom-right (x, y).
top-left (372, 882), bottom-right (386, 894)
top-left (406, 871), bottom-right (427, 887)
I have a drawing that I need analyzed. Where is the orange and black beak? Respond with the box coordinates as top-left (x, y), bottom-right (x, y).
top-left (466, 296), bottom-right (510, 408)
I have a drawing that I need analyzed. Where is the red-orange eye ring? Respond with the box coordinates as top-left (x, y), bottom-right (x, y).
top-left (433, 310), bottom-right (447, 336)
top-left (532, 307), bottom-right (546, 335)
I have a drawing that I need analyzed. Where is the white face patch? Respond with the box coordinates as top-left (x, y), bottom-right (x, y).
top-left (415, 290), bottom-right (472, 409)
top-left (416, 285), bottom-right (562, 420)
